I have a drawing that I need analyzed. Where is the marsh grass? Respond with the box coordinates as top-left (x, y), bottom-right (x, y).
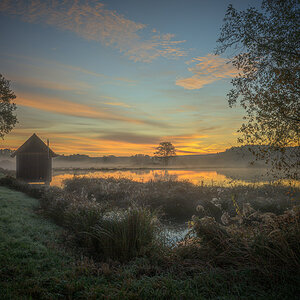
top-left (1, 176), bottom-right (300, 298)
top-left (63, 176), bottom-right (299, 222)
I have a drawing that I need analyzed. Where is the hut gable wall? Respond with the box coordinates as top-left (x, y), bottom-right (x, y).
top-left (13, 134), bottom-right (56, 183)
top-left (12, 133), bottom-right (57, 158)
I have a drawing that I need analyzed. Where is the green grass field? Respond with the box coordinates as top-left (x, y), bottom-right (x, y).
top-left (0, 185), bottom-right (299, 299)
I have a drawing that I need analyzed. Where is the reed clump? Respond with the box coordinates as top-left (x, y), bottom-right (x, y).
top-left (91, 206), bottom-right (161, 262)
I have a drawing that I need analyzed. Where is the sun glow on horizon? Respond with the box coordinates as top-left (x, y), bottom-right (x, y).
top-left (1, 131), bottom-right (230, 157)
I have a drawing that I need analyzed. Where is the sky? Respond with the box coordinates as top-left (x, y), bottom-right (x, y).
top-left (0, 0), bottom-right (261, 156)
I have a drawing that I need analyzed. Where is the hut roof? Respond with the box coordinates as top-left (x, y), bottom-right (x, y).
top-left (11, 133), bottom-right (58, 158)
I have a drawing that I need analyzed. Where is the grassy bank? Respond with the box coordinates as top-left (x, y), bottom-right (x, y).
top-left (1, 177), bottom-right (300, 299)
top-left (0, 186), bottom-right (112, 299)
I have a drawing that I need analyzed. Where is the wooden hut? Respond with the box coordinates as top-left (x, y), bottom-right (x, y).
top-left (11, 133), bottom-right (58, 183)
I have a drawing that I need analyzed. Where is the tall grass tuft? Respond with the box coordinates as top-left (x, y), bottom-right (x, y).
top-left (91, 206), bottom-right (160, 262)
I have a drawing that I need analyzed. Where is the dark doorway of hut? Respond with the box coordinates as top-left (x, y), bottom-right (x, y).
top-left (11, 133), bottom-right (58, 185)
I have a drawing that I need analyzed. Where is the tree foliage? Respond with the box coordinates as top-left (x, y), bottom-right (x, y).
top-left (216, 0), bottom-right (300, 178)
top-left (154, 142), bottom-right (176, 166)
top-left (0, 74), bottom-right (17, 139)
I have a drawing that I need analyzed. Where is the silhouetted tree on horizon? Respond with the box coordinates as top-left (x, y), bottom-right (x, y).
top-left (154, 142), bottom-right (176, 166)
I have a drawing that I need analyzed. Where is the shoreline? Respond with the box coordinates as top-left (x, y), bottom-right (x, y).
top-left (53, 166), bottom-right (267, 172)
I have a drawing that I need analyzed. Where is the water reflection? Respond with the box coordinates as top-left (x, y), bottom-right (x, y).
top-left (51, 168), bottom-right (299, 188)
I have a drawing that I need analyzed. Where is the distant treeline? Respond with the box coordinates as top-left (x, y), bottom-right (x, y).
top-left (2, 146), bottom-right (298, 168)
top-left (53, 146), bottom-right (264, 167)
top-left (0, 149), bottom-right (13, 157)
top-left (55, 153), bottom-right (155, 165)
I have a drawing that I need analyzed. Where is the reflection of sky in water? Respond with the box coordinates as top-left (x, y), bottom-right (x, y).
top-left (162, 225), bottom-right (190, 246)
top-left (51, 169), bottom-right (299, 188)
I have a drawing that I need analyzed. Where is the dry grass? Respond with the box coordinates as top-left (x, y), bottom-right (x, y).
top-left (176, 206), bottom-right (300, 279)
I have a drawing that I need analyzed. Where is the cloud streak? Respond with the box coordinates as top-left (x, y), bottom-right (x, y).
top-left (104, 102), bottom-right (131, 108)
top-left (100, 132), bottom-right (160, 145)
top-left (176, 54), bottom-right (239, 89)
top-left (15, 93), bottom-right (166, 127)
top-left (2, 53), bottom-right (137, 86)
top-left (0, 0), bottom-right (186, 62)
top-left (9, 76), bottom-right (92, 92)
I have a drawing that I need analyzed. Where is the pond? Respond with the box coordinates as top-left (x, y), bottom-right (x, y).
top-left (50, 167), bottom-right (298, 188)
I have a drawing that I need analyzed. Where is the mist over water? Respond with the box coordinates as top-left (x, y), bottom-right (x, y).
top-left (51, 168), bottom-right (299, 188)
top-left (1, 146), bottom-right (298, 187)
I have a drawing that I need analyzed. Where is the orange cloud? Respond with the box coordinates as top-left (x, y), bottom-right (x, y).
top-left (158, 133), bottom-right (211, 155)
top-left (38, 133), bottom-right (158, 156)
top-left (8, 76), bottom-right (92, 92)
top-left (163, 133), bottom-right (208, 142)
top-left (0, 0), bottom-right (186, 62)
top-left (2, 128), bottom-right (234, 156)
top-left (15, 93), bottom-right (165, 126)
top-left (104, 102), bottom-right (131, 108)
top-left (176, 54), bottom-right (239, 89)
top-left (49, 133), bottom-right (226, 156)
top-left (1, 131), bottom-right (156, 156)
top-left (126, 32), bottom-right (186, 62)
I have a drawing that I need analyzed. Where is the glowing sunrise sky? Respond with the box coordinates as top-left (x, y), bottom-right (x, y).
top-left (0, 0), bottom-right (260, 156)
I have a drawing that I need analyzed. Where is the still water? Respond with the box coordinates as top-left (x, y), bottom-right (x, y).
top-left (51, 168), bottom-right (298, 188)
